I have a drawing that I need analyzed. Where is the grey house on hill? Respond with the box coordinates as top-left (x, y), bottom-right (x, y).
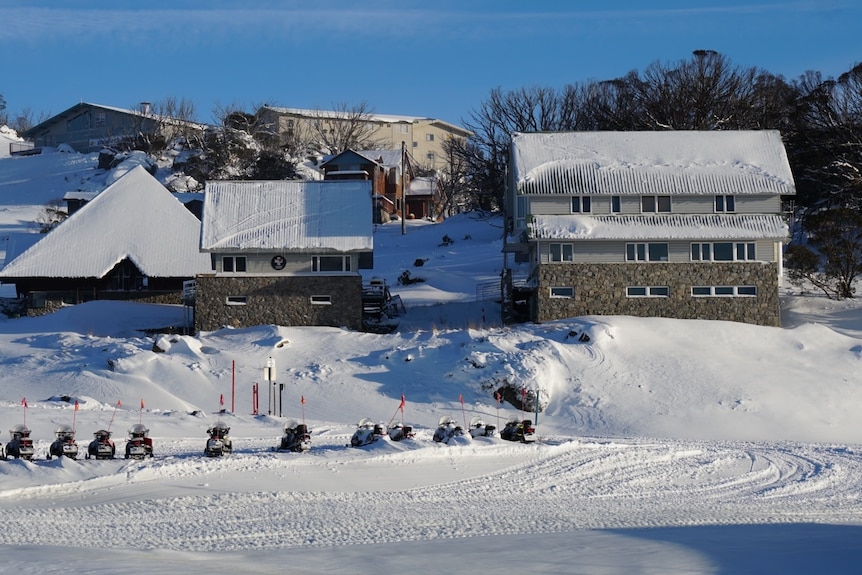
top-left (195, 180), bottom-right (373, 332)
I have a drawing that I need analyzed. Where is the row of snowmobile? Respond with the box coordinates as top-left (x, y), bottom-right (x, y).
top-left (0, 423), bottom-right (154, 462)
top-left (349, 415), bottom-right (537, 447)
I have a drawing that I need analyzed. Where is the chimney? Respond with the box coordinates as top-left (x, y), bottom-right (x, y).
top-left (140, 101), bottom-right (151, 115)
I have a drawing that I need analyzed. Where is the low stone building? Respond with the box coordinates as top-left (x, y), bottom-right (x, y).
top-left (503, 131), bottom-right (795, 327)
top-left (195, 180), bottom-right (373, 332)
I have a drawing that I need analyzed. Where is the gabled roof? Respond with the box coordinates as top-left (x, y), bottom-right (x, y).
top-left (263, 106), bottom-right (472, 137)
top-left (21, 102), bottom-right (208, 138)
top-left (512, 131), bottom-right (796, 196)
top-left (0, 166), bottom-right (212, 279)
top-left (531, 214), bottom-right (789, 241)
top-left (200, 180), bottom-right (373, 252)
top-left (320, 149), bottom-right (406, 171)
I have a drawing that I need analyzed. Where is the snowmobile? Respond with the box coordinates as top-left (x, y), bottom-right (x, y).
top-left (500, 417), bottom-right (536, 443)
top-left (5, 424), bottom-right (36, 460)
top-left (276, 420), bottom-right (311, 453)
top-left (468, 416), bottom-right (496, 439)
top-left (87, 429), bottom-right (116, 460)
top-left (432, 415), bottom-right (466, 443)
top-left (125, 423), bottom-right (154, 460)
top-left (350, 418), bottom-right (387, 447)
top-left (204, 422), bottom-right (232, 457)
top-left (388, 421), bottom-right (414, 442)
top-left (48, 425), bottom-right (79, 460)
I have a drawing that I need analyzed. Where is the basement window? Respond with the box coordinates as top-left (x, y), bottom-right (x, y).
top-left (549, 286), bottom-right (574, 298)
top-left (225, 296), bottom-right (248, 306)
top-left (310, 295), bottom-right (332, 305)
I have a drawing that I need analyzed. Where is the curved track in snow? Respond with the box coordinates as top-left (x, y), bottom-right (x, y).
top-left (2, 435), bottom-right (861, 552)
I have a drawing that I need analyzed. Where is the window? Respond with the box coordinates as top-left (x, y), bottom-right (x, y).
top-left (550, 286), bottom-right (574, 298)
top-left (691, 286), bottom-right (758, 297)
top-left (627, 286), bottom-right (669, 297)
top-left (397, 124), bottom-right (409, 133)
top-left (626, 243), bottom-right (668, 262)
top-left (225, 296), bottom-right (248, 305)
top-left (691, 242), bottom-right (756, 261)
top-left (426, 152), bottom-right (435, 162)
top-left (550, 243), bottom-right (574, 262)
top-left (312, 255), bottom-right (351, 272)
top-left (642, 195), bottom-right (671, 213)
top-left (515, 195), bottom-right (529, 230)
top-left (426, 133), bottom-right (434, 141)
top-left (222, 256), bottom-right (247, 273)
top-left (571, 196), bottom-right (592, 213)
top-left (310, 295), bottom-right (332, 305)
top-left (715, 195), bottom-right (736, 212)
top-left (412, 141), bottom-right (418, 148)
top-left (611, 196), bottom-right (621, 213)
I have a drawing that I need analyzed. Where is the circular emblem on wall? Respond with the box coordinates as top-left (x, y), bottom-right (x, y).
top-left (271, 255), bottom-right (286, 270)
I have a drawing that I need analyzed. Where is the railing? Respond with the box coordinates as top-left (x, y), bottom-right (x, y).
top-left (9, 141), bottom-right (38, 156)
top-left (476, 280), bottom-right (501, 302)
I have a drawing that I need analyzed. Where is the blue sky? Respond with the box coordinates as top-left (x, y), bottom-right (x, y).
top-left (1, 0), bottom-right (859, 127)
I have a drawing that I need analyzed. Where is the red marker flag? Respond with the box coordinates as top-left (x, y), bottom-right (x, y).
top-left (521, 388), bottom-right (527, 399)
top-left (22, 397), bottom-right (27, 408)
top-left (494, 391), bottom-right (502, 404)
top-left (116, 400), bottom-right (122, 407)
top-left (141, 399), bottom-right (145, 410)
top-left (219, 394), bottom-right (224, 406)
top-left (301, 395), bottom-right (306, 405)
top-left (399, 394), bottom-right (405, 411)
top-left (459, 394), bottom-right (464, 405)
top-left (74, 400), bottom-right (79, 411)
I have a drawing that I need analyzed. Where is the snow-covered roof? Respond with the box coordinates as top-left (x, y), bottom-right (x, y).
top-left (200, 180), bottom-right (373, 252)
top-left (266, 106), bottom-right (425, 124)
top-left (0, 165), bottom-right (212, 278)
top-left (531, 214), bottom-right (789, 241)
top-left (512, 131), bottom-right (796, 196)
top-left (408, 176), bottom-right (437, 196)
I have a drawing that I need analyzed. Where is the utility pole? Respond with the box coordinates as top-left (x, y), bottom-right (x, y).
top-left (401, 140), bottom-right (406, 235)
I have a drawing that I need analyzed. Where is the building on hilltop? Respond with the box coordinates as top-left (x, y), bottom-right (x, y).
top-left (502, 130), bottom-right (795, 327)
top-left (195, 179), bottom-right (374, 332)
top-left (257, 106), bottom-right (471, 172)
top-left (21, 102), bottom-right (207, 154)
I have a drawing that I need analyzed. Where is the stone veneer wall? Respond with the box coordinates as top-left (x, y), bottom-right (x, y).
top-left (537, 262), bottom-right (781, 326)
top-left (194, 275), bottom-right (363, 332)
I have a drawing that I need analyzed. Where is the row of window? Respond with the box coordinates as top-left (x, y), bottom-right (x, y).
top-left (549, 242), bottom-right (757, 263)
top-left (222, 255), bottom-right (352, 273)
top-left (570, 194), bottom-right (736, 214)
top-left (549, 285), bottom-right (758, 299)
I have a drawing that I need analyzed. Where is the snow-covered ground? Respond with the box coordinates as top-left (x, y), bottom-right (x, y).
top-left (2, 144), bottom-right (862, 573)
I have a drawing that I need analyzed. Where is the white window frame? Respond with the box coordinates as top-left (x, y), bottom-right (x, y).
top-left (549, 243), bottom-right (574, 263)
top-left (691, 286), bottom-right (758, 297)
top-left (570, 195), bottom-right (592, 213)
top-left (641, 195), bottom-right (671, 213)
top-left (312, 255), bottom-right (351, 272)
top-left (715, 195), bottom-right (736, 213)
top-left (310, 295), bottom-right (332, 305)
top-left (626, 286), bottom-right (670, 298)
top-left (225, 295), bottom-right (248, 306)
top-left (222, 256), bottom-right (247, 273)
top-left (626, 242), bottom-right (669, 262)
top-left (691, 242), bottom-right (756, 261)
top-left (515, 195), bottom-right (529, 230)
top-left (550, 286), bottom-right (574, 298)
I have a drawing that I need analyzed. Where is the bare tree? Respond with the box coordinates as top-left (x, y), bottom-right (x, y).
top-left (306, 101), bottom-right (384, 155)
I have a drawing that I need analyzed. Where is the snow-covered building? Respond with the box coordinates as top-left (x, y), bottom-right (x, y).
top-left (503, 131), bottom-right (795, 326)
top-left (195, 180), bottom-right (373, 332)
top-left (21, 102), bottom-right (207, 154)
top-left (319, 149), bottom-right (413, 223)
top-left (257, 106), bottom-right (471, 171)
top-left (0, 165), bottom-right (212, 315)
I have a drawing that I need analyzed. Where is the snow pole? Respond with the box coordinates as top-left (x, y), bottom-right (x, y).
top-left (459, 394), bottom-right (467, 430)
top-left (388, 394), bottom-right (406, 427)
top-left (139, 398), bottom-right (145, 425)
top-left (534, 389), bottom-right (540, 425)
top-left (494, 391), bottom-right (502, 431)
top-left (521, 387), bottom-right (527, 413)
top-left (73, 399), bottom-right (79, 433)
top-left (231, 360), bottom-right (236, 414)
top-left (217, 393), bottom-right (224, 425)
top-left (106, 400), bottom-right (122, 432)
top-left (21, 397), bottom-right (28, 426)
top-left (300, 395), bottom-right (306, 427)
